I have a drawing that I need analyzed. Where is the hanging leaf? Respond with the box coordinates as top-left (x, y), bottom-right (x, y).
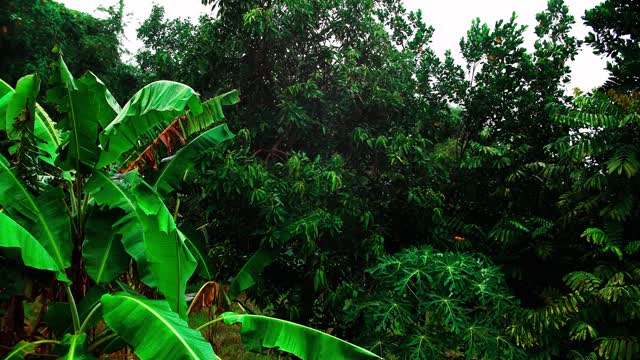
top-left (228, 246), bottom-right (279, 300)
top-left (222, 312), bottom-right (383, 360)
top-left (82, 211), bottom-right (129, 283)
top-left (98, 81), bottom-right (203, 167)
top-left (182, 90), bottom-right (239, 138)
top-left (153, 124), bottom-right (234, 195)
top-left (4, 74), bottom-right (39, 140)
top-left (0, 212), bottom-right (64, 275)
top-left (0, 154), bottom-right (72, 269)
top-left (101, 293), bottom-right (216, 360)
top-left (180, 226), bottom-right (213, 280)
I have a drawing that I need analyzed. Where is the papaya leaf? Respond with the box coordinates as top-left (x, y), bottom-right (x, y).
top-left (101, 293), bottom-right (216, 360)
top-left (222, 312), bottom-right (383, 360)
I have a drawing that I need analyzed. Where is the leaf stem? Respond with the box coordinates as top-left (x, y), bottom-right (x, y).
top-left (78, 303), bottom-right (102, 334)
top-left (88, 332), bottom-right (118, 352)
top-left (65, 284), bottom-right (81, 333)
top-left (195, 315), bottom-right (225, 332)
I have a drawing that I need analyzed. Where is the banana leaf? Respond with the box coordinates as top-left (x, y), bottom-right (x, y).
top-left (98, 81), bottom-right (203, 167)
top-left (47, 55), bottom-right (120, 171)
top-left (182, 90), bottom-right (239, 138)
top-left (4, 74), bottom-right (39, 140)
top-left (86, 171), bottom-right (155, 285)
top-left (228, 246), bottom-right (279, 300)
top-left (0, 154), bottom-right (72, 269)
top-left (179, 226), bottom-right (213, 280)
top-left (45, 285), bottom-right (107, 337)
top-left (82, 210), bottom-right (129, 283)
top-left (0, 212), bottom-right (62, 273)
top-left (222, 312), bottom-right (383, 360)
top-left (0, 78), bottom-right (61, 164)
top-left (101, 293), bottom-right (216, 360)
top-left (133, 180), bottom-right (197, 318)
top-left (153, 124), bottom-right (234, 196)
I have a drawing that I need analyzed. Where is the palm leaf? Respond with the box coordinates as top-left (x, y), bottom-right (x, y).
top-left (98, 81), bottom-right (203, 167)
top-left (153, 124), bottom-right (234, 195)
top-left (101, 293), bottom-right (216, 360)
top-left (222, 312), bottom-right (383, 360)
top-left (0, 154), bottom-right (72, 269)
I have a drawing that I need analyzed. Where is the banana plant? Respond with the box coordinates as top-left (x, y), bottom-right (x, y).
top-left (0, 55), bottom-right (381, 360)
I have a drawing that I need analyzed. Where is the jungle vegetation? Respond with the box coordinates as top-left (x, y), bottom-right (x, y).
top-left (0, 0), bottom-right (639, 359)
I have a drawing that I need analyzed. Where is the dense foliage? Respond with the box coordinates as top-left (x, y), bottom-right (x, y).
top-left (1, 0), bottom-right (640, 359)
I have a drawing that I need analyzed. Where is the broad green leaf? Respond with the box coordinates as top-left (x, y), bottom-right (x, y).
top-left (86, 171), bottom-right (154, 285)
top-left (59, 333), bottom-right (95, 360)
top-left (101, 293), bottom-right (216, 360)
top-left (153, 124), bottom-right (234, 195)
top-left (133, 181), bottom-right (197, 318)
top-left (180, 226), bottom-right (213, 280)
top-left (48, 56), bottom-right (120, 171)
top-left (82, 211), bottom-right (129, 283)
top-left (229, 246), bottom-right (279, 300)
top-left (98, 81), bottom-right (203, 167)
top-left (0, 78), bottom-right (61, 164)
top-left (0, 154), bottom-right (72, 269)
top-left (222, 312), bottom-right (383, 360)
top-left (183, 90), bottom-right (239, 138)
top-left (5, 74), bottom-right (40, 140)
top-left (0, 212), bottom-right (62, 273)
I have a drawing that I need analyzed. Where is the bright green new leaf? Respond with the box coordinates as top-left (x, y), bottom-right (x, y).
top-left (101, 293), bottom-right (216, 360)
top-left (153, 124), bottom-right (234, 195)
top-left (5, 74), bottom-right (40, 140)
top-left (98, 81), bottom-right (203, 167)
top-left (0, 154), bottom-right (72, 269)
top-left (228, 246), bottom-right (279, 300)
top-left (82, 211), bottom-right (129, 283)
top-left (222, 312), bottom-right (383, 360)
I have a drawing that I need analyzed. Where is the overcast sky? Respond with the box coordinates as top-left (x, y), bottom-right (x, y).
top-left (59, 0), bottom-right (609, 92)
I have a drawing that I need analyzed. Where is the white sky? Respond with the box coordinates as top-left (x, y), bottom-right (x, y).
top-left (60, 0), bottom-right (609, 92)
